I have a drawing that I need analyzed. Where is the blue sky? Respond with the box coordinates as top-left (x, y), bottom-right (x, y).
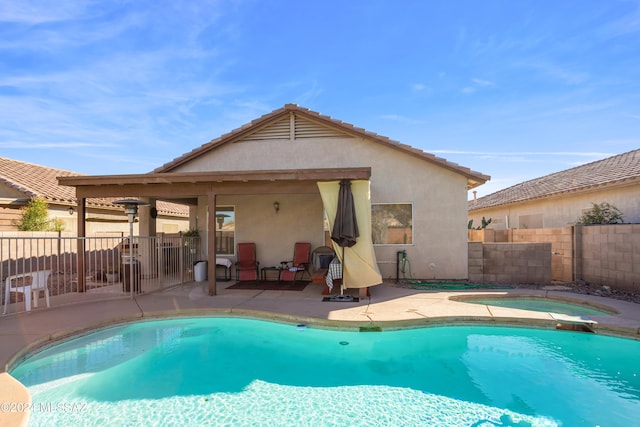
top-left (1, 0), bottom-right (639, 198)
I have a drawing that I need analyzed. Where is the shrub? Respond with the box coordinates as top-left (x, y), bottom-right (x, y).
top-left (15, 198), bottom-right (50, 231)
top-left (577, 202), bottom-right (623, 225)
top-left (14, 198), bottom-right (66, 231)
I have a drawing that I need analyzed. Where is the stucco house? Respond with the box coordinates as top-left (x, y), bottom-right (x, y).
top-left (469, 149), bottom-right (640, 229)
top-left (59, 104), bottom-right (489, 294)
top-left (0, 156), bottom-right (189, 234)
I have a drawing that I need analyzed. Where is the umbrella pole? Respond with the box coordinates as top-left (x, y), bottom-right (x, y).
top-left (341, 246), bottom-right (345, 296)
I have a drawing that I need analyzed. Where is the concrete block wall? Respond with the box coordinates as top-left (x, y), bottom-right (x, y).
top-left (468, 224), bottom-right (640, 293)
top-left (512, 227), bottom-right (573, 282)
top-left (580, 224), bottom-right (640, 293)
top-left (468, 241), bottom-right (483, 283)
top-left (470, 227), bottom-right (572, 282)
top-left (468, 242), bottom-right (552, 285)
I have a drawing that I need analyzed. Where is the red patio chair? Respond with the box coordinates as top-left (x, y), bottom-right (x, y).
top-left (280, 242), bottom-right (311, 283)
top-left (236, 243), bottom-right (259, 281)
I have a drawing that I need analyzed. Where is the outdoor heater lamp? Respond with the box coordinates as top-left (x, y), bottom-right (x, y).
top-left (114, 199), bottom-right (148, 222)
top-left (216, 213), bottom-right (230, 251)
top-left (113, 199), bottom-right (148, 298)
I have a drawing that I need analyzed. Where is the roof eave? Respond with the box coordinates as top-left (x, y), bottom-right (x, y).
top-left (58, 167), bottom-right (372, 187)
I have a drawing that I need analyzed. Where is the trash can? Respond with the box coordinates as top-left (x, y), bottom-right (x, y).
top-left (194, 260), bottom-right (208, 282)
top-left (123, 259), bottom-right (141, 293)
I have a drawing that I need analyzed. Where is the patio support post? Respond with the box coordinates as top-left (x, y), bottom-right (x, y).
top-left (207, 192), bottom-right (217, 295)
top-left (77, 198), bottom-right (87, 292)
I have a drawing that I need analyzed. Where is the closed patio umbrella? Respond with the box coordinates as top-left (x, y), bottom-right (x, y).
top-left (331, 179), bottom-right (359, 300)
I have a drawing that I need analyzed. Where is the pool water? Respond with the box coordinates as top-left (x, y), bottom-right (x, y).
top-left (11, 317), bottom-right (640, 427)
top-left (459, 296), bottom-right (614, 317)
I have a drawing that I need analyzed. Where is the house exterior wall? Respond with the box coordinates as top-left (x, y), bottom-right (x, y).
top-left (0, 184), bottom-right (25, 199)
top-left (469, 183), bottom-right (640, 230)
top-left (1, 204), bottom-right (188, 235)
top-left (179, 135), bottom-right (470, 280)
top-left (0, 207), bottom-right (21, 231)
top-left (197, 193), bottom-right (325, 269)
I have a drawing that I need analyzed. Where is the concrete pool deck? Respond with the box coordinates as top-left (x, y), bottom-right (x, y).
top-left (1, 281), bottom-right (639, 426)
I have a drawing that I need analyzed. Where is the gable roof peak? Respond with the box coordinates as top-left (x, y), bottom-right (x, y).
top-left (153, 104), bottom-right (490, 188)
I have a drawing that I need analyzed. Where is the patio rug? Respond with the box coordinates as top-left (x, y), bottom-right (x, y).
top-left (227, 280), bottom-right (309, 291)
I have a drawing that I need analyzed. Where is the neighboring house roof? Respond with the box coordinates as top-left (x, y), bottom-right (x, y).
top-left (469, 149), bottom-right (640, 211)
top-left (0, 156), bottom-right (188, 216)
top-left (153, 104), bottom-right (490, 189)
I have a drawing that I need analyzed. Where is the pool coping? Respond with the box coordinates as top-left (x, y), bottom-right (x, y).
top-left (2, 282), bottom-right (639, 426)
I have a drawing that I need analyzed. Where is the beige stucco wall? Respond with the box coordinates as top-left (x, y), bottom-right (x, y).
top-left (0, 183), bottom-right (25, 199)
top-left (0, 195), bottom-right (188, 235)
top-left (179, 135), bottom-right (470, 280)
top-left (197, 193), bottom-right (325, 269)
top-left (469, 184), bottom-right (640, 230)
top-left (47, 207), bottom-right (188, 236)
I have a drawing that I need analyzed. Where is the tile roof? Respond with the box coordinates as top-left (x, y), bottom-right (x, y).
top-left (469, 149), bottom-right (640, 211)
top-left (154, 104), bottom-right (490, 188)
top-left (0, 156), bottom-right (188, 216)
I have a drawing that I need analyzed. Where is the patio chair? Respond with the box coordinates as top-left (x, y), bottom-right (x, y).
top-left (236, 243), bottom-right (259, 281)
top-left (3, 270), bottom-right (51, 314)
top-left (279, 242), bottom-right (311, 283)
top-left (311, 246), bottom-right (336, 271)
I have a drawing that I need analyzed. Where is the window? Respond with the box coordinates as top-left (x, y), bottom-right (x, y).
top-left (372, 203), bottom-right (413, 244)
top-left (215, 206), bottom-right (235, 255)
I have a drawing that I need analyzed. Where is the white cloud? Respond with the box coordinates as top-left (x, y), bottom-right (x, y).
top-left (472, 78), bottom-right (494, 87)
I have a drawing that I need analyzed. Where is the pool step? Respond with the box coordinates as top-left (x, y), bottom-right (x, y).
top-left (551, 313), bottom-right (596, 333)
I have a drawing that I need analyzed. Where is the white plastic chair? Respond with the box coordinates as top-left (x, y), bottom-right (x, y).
top-left (3, 270), bottom-right (51, 315)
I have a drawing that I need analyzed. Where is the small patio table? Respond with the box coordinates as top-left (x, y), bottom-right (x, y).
top-left (216, 258), bottom-right (233, 281)
top-left (261, 266), bottom-right (283, 282)
top-left (325, 258), bottom-right (342, 292)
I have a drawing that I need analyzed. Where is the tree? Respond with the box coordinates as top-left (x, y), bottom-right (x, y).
top-left (14, 198), bottom-right (63, 231)
top-left (577, 202), bottom-right (623, 225)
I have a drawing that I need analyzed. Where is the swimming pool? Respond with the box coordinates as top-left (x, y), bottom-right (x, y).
top-left (452, 295), bottom-right (615, 317)
top-left (11, 317), bottom-right (640, 426)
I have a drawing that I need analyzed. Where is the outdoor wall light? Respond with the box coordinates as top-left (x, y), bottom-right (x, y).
top-left (273, 201), bottom-right (280, 214)
top-left (68, 206), bottom-right (75, 215)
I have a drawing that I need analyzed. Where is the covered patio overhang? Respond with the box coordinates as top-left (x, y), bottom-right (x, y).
top-left (58, 167), bottom-right (371, 296)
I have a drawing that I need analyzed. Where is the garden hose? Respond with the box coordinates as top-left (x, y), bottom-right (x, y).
top-left (397, 250), bottom-right (513, 291)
